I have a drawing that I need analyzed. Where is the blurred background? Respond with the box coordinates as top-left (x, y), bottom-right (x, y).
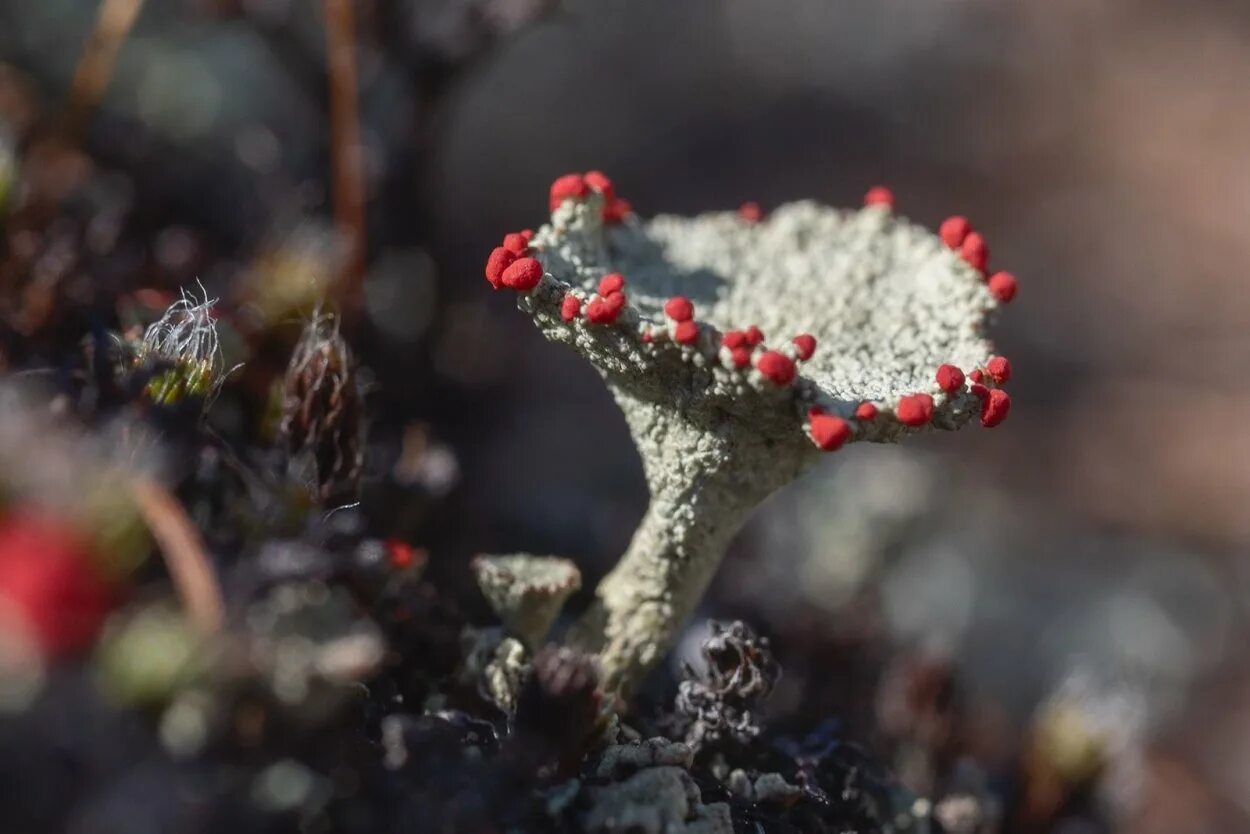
top-left (2, 0), bottom-right (1249, 832)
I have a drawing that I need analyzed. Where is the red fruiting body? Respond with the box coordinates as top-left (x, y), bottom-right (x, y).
top-left (986, 355), bottom-right (1011, 384)
top-left (641, 329), bottom-right (653, 343)
top-left (0, 512), bottom-right (112, 656)
top-left (980, 388), bottom-right (1010, 427)
top-left (896, 393), bottom-right (934, 427)
top-left (722, 330), bottom-right (748, 349)
top-left (674, 320), bottom-right (699, 345)
top-left (756, 351), bottom-right (796, 385)
top-left (730, 347), bottom-right (752, 368)
top-left (560, 294), bottom-right (582, 322)
top-left (583, 170), bottom-right (616, 202)
top-left (745, 325), bottom-right (765, 347)
top-left (603, 198), bottom-right (631, 224)
top-left (935, 364), bottom-right (965, 393)
top-left (598, 273), bottom-right (625, 295)
top-left (864, 186), bottom-right (894, 208)
top-left (960, 232), bottom-right (989, 273)
top-left (520, 229), bottom-right (535, 242)
top-left (585, 291), bottom-right (626, 324)
top-left (738, 201), bottom-right (763, 223)
top-left (485, 246), bottom-right (516, 289)
top-left (664, 296), bottom-right (694, 322)
top-left (970, 383), bottom-right (990, 401)
top-left (386, 538), bottom-right (421, 570)
top-left (502, 233), bottom-right (530, 256)
top-left (549, 173), bottom-right (590, 210)
top-left (968, 369), bottom-right (984, 384)
top-left (792, 334), bottom-right (817, 361)
top-left (854, 402), bottom-right (878, 421)
top-left (501, 257), bottom-right (544, 291)
top-left (988, 271), bottom-right (1018, 303)
top-left (939, 216), bottom-right (971, 250)
top-left (809, 413), bottom-right (852, 451)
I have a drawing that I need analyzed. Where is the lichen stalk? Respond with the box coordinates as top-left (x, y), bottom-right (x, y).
top-left (574, 389), bottom-right (813, 694)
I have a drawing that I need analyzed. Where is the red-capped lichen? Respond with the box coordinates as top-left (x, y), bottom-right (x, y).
top-left (939, 216), bottom-right (971, 250)
top-left (599, 273), bottom-right (625, 295)
top-left (896, 393), bottom-right (934, 427)
top-left (756, 351), bottom-right (796, 385)
top-left (988, 271), bottom-right (1018, 303)
top-left (986, 355), bottom-right (1011, 384)
top-left (549, 173), bottom-right (590, 211)
top-left (674, 320), bottom-right (699, 345)
top-left (561, 294), bottom-right (582, 322)
top-left (808, 410), bottom-right (852, 451)
top-left (664, 296), bottom-right (694, 322)
top-left (864, 186), bottom-right (894, 208)
top-left (936, 364), bottom-right (965, 393)
top-left (960, 232), bottom-right (989, 273)
top-left (854, 402), bottom-right (878, 421)
top-left (501, 257), bottom-right (543, 291)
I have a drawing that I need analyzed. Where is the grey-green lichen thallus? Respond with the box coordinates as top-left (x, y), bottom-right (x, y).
top-left (484, 173), bottom-right (1017, 696)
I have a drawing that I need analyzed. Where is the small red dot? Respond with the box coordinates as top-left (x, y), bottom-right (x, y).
top-left (502, 233), bottom-right (529, 256)
top-left (809, 413), bottom-right (852, 451)
top-left (864, 186), bottom-right (894, 208)
top-left (939, 216), bottom-right (971, 250)
top-left (854, 402), bottom-right (878, 421)
top-left (583, 170), bottom-right (615, 202)
top-left (484, 246), bottom-right (516, 289)
top-left (730, 347), bottom-right (752, 368)
top-left (988, 271), bottom-right (1018, 303)
top-left (603, 198), bottom-right (632, 224)
top-left (936, 364), bottom-right (965, 393)
top-left (560, 294), bottom-right (582, 322)
top-left (968, 369), bottom-right (984, 384)
top-left (520, 229), bottom-right (535, 242)
top-left (986, 356), bottom-right (1011, 384)
top-left (980, 388), bottom-right (1010, 427)
top-left (585, 291), bottom-right (626, 324)
top-left (722, 330), bottom-right (748, 349)
top-left (745, 325), bottom-right (765, 347)
top-left (896, 393), bottom-right (934, 427)
top-left (501, 257), bottom-right (543, 291)
top-left (756, 351), bottom-right (796, 385)
top-left (664, 296), bottom-right (694, 322)
top-left (549, 173), bottom-right (590, 211)
top-left (674, 320), bottom-right (699, 344)
top-left (960, 232), bottom-right (989, 273)
top-left (386, 538), bottom-right (419, 570)
top-left (738, 201), bottom-right (763, 223)
top-left (792, 334), bottom-right (817, 361)
top-left (598, 273), bottom-right (625, 295)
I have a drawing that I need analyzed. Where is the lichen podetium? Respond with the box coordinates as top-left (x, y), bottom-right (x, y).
top-left (486, 173), bottom-right (1017, 695)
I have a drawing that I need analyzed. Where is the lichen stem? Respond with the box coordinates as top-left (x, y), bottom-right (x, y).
top-left (572, 390), bottom-right (813, 696)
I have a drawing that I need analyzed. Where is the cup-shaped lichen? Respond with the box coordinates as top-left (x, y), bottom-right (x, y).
top-left (485, 173), bottom-right (1016, 694)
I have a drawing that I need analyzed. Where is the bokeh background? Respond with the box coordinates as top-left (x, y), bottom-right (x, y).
top-left (3, 0), bottom-right (1249, 831)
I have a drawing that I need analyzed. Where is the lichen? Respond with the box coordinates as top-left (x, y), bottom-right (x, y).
top-left (486, 173), bottom-right (1014, 694)
top-left (472, 553), bottom-right (582, 650)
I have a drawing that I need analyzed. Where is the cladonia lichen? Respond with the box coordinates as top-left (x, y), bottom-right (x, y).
top-left (485, 173), bottom-right (1015, 695)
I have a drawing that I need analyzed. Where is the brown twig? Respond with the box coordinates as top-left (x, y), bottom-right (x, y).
top-left (323, 0), bottom-right (367, 324)
top-left (129, 476), bottom-right (224, 636)
top-left (66, 0), bottom-right (148, 137)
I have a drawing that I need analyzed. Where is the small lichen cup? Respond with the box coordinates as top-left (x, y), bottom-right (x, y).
top-left (485, 173), bottom-right (1016, 695)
